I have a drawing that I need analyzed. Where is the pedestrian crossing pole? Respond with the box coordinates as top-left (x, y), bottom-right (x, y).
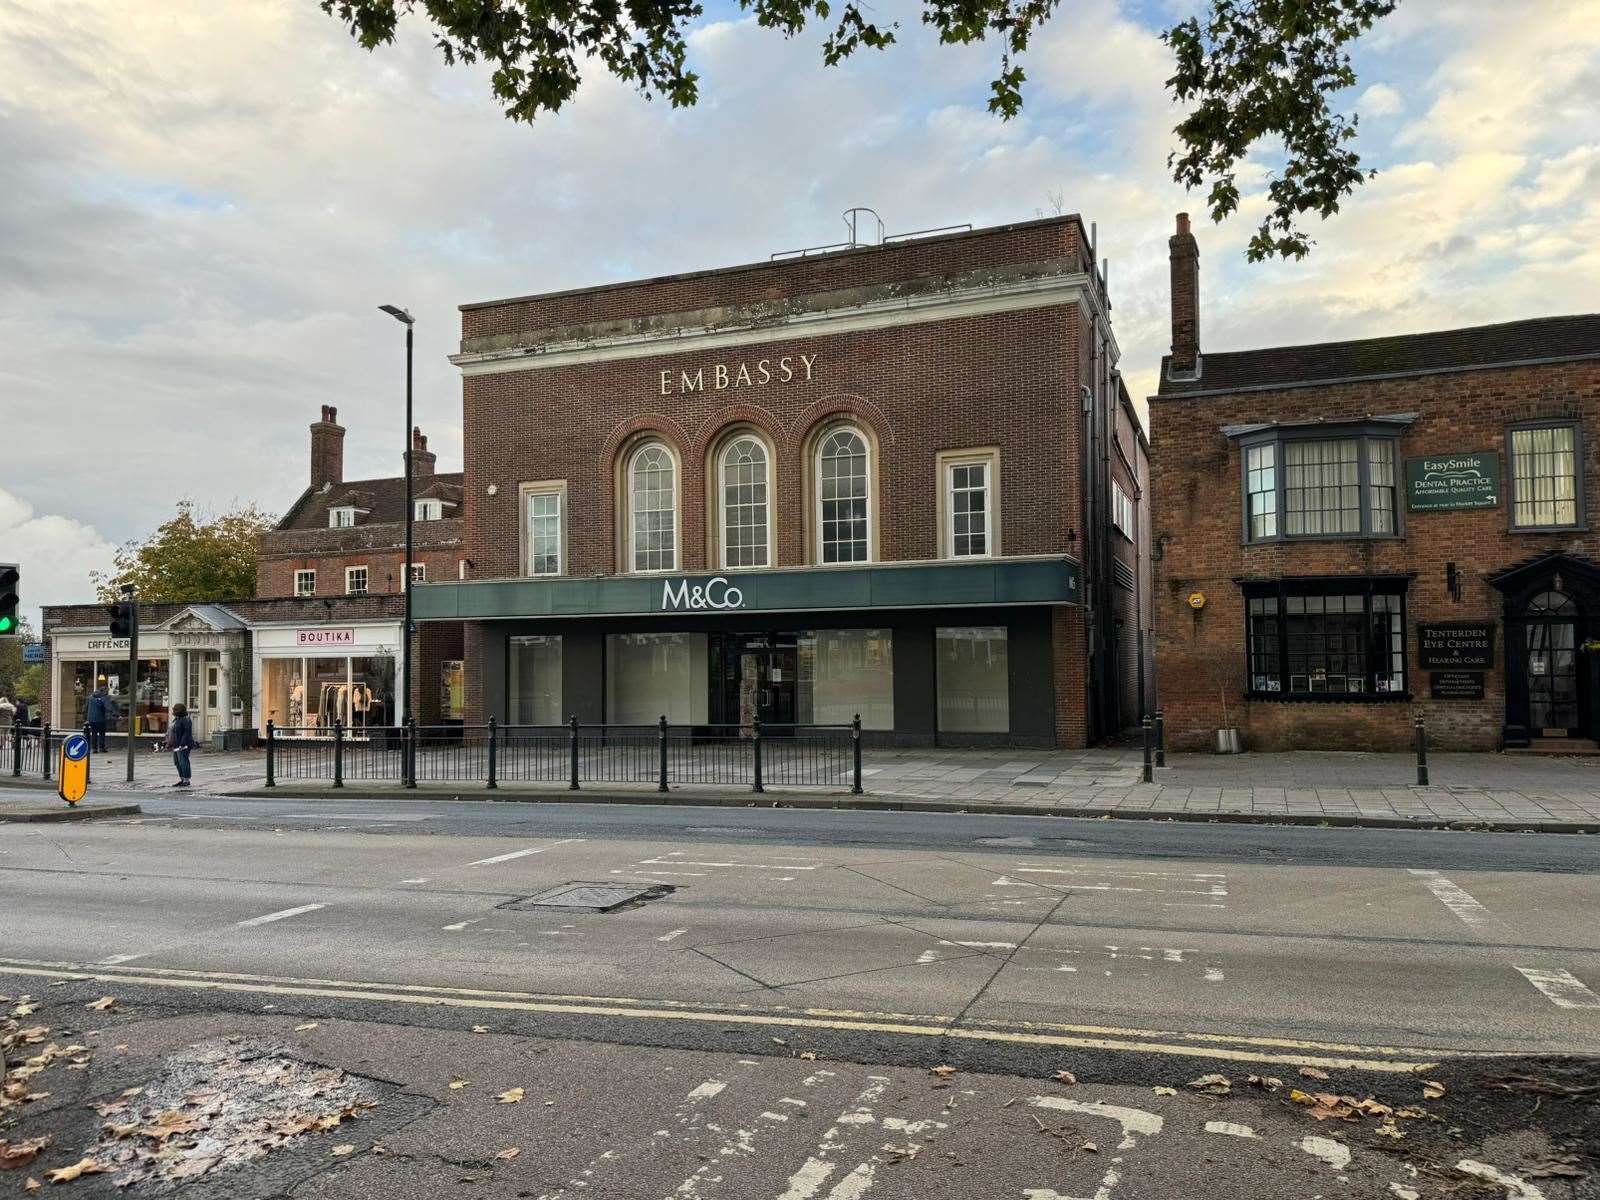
top-left (123, 583), bottom-right (138, 784)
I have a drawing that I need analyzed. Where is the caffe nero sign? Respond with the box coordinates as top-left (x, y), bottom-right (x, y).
top-left (1418, 623), bottom-right (1495, 671)
top-left (1406, 452), bottom-right (1499, 512)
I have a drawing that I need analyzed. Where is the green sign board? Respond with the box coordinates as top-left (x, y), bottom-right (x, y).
top-left (1406, 451), bottom-right (1499, 512)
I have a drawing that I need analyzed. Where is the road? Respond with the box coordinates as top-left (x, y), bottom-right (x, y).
top-left (2, 790), bottom-right (1597, 1197)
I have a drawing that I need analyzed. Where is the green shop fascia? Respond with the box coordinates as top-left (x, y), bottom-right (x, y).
top-left (413, 556), bottom-right (1081, 745)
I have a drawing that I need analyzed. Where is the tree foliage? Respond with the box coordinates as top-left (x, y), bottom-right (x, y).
top-left (92, 502), bottom-right (275, 605)
top-left (0, 617), bottom-right (42, 703)
top-left (323, 0), bottom-right (1398, 260)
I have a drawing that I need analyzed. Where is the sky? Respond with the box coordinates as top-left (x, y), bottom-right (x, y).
top-left (3, 0), bottom-right (1598, 630)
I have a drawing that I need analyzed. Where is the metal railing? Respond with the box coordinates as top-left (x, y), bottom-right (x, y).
top-left (8, 723), bottom-right (63, 783)
top-left (264, 716), bottom-right (865, 794)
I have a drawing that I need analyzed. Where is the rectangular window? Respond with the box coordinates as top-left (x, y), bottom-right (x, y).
top-left (408, 563), bottom-right (426, 585)
top-left (294, 570), bottom-right (316, 597)
top-left (605, 632), bottom-right (709, 725)
top-left (1367, 440), bottom-right (1396, 534)
top-left (345, 566), bottom-right (368, 596)
top-left (1244, 583), bottom-right (1406, 698)
top-left (936, 627), bottom-right (1010, 732)
top-left (1111, 480), bottom-right (1136, 540)
top-left (329, 507), bottom-right (356, 528)
top-left (525, 488), bottom-right (563, 576)
top-left (948, 461), bottom-right (990, 557)
top-left (1285, 439), bottom-right (1360, 535)
top-left (415, 499), bottom-right (442, 521)
top-left (796, 629), bottom-right (894, 729)
top-left (1246, 444), bottom-right (1278, 539)
top-left (508, 636), bottom-right (562, 725)
top-left (1510, 424), bottom-right (1579, 529)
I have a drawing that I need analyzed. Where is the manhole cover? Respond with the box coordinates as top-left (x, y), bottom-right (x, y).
top-left (498, 882), bottom-right (673, 912)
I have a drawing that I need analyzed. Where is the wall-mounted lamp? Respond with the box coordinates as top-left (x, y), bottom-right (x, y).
top-left (1446, 561), bottom-right (1462, 603)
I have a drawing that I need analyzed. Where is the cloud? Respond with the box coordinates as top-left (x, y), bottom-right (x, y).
top-left (0, 489), bottom-right (117, 632)
top-left (1358, 83), bottom-right (1404, 118)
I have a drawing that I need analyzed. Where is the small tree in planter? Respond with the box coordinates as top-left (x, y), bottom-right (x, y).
top-left (1205, 654), bottom-right (1245, 753)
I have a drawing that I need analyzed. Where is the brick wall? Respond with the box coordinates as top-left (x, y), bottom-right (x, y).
top-left (257, 520), bottom-right (464, 598)
top-left (1151, 358), bottom-right (1600, 751)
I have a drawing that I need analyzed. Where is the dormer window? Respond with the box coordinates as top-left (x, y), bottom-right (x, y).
top-left (415, 499), bottom-right (443, 521)
top-left (329, 507), bottom-right (357, 528)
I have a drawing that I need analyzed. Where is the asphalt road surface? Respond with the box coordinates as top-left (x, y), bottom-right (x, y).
top-left (2, 791), bottom-right (1597, 1197)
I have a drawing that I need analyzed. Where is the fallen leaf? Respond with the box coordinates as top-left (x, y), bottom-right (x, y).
top-left (1299, 1067), bottom-right (1331, 1081)
top-left (16, 1026), bottom-right (49, 1043)
top-left (798, 1051), bottom-right (818, 1061)
top-left (1375, 1119), bottom-right (1405, 1140)
top-left (1526, 1162), bottom-right (1586, 1180)
top-left (1152, 1086), bottom-right (1177, 1097)
top-left (25, 1179), bottom-right (41, 1192)
top-left (11, 1003), bottom-right (38, 1017)
top-left (771, 1037), bottom-right (788, 1046)
top-left (121, 1087), bottom-right (143, 1098)
top-left (495, 1148), bottom-right (521, 1161)
top-left (330, 1144), bottom-right (356, 1157)
top-left (930, 1065), bottom-right (957, 1079)
top-left (448, 1078), bottom-right (470, 1090)
top-left (1393, 1106), bottom-right (1427, 1119)
top-left (0, 1136), bottom-right (53, 1170)
top-left (86, 997), bottom-right (116, 1012)
top-left (46, 1158), bottom-right (110, 1183)
top-left (496, 1088), bottom-right (525, 1104)
top-left (1054, 1071), bottom-right (1078, 1086)
top-left (1246, 1075), bottom-right (1282, 1091)
top-left (103, 1123), bottom-right (140, 1139)
top-left (471, 1026), bottom-right (489, 1034)
top-left (1081, 1141), bottom-right (1098, 1153)
top-left (295, 1023), bottom-right (320, 1032)
top-left (1422, 1080), bottom-right (1446, 1100)
top-left (1187, 1074), bottom-right (1231, 1095)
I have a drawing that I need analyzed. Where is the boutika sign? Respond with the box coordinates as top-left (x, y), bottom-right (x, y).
top-left (1418, 623), bottom-right (1495, 670)
top-left (297, 628), bottom-right (356, 647)
top-left (1406, 452), bottom-right (1499, 512)
top-left (658, 353), bottom-right (818, 397)
top-left (661, 576), bottom-right (746, 612)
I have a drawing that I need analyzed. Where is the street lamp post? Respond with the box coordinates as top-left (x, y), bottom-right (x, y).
top-left (379, 305), bottom-right (415, 731)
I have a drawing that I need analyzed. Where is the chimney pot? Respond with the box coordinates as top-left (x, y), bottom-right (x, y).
top-left (310, 405), bottom-right (345, 489)
top-left (410, 426), bottom-right (437, 478)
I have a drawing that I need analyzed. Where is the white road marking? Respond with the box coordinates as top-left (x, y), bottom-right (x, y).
top-left (1298, 1135), bottom-right (1351, 1170)
top-left (468, 839), bottom-right (585, 866)
top-left (1204, 968), bottom-right (1225, 982)
top-left (398, 878), bottom-right (431, 884)
top-left (1456, 1160), bottom-right (1547, 1199)
top-left (98, 953), bottom-right (148, 966)
top-left (613, 870), bottom-right (708, 878)
top-left (280, 813), bottom-right (425, 821)
top-left (657, 929), bottom-right (690, 943)
top-left (1514, 966), bottom-right (1600, 1010)
top-left (236, 903), bottom-right (326, 928)
top-left (1204, 1121), bottom-right (1258, 1139)
top-left (442, 918), bottom-right (486, 932)
top-left (640, 855), bottom-right (819, 870)
top-left (1029, 1097), bottom-right (1162, 1151)
top-left (686, 1079), bottom-right (727, 1101)
top-left (1408, 869), bottom-right (1495, 930)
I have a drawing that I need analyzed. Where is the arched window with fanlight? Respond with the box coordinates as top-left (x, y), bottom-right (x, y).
top-left (815, 426), bottom-right (871, 563)
top-left (627, 441), bottom-right (677, 572)
top-left (719, 435), bottom-right (770, 569)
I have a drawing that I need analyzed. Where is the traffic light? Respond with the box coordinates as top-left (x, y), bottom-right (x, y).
top-left (107, 599), bottom-right (136, 639)
top-left (0, 563), bottom-right (18, 638)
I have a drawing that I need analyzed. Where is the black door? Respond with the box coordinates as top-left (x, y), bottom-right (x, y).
top-left (761, 647), bottom-right (798, 728)
top-left (1522, 589), bottom-right (1581, 736)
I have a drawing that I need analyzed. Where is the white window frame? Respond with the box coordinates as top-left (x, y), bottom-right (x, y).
top-left (627, 442), bottom-right (679, 574)
top-left (937, 447), bottom-right (999, 560)
top-left (293, 569), bottom-right (316, 597)
top-left (815, 425), bottom-right (873, 565)
top-left (329, 506), bottom-right (357, 528)
top-left (414, 498), bottom-right (443, 521)
top-left (407, 562), bottom-right (426, 586)
top-left (719, 434), bottom-right (773, 570)
top-left (345, 565), bottom-right (368, 596)
top-left (1112, 480), bottom-right (1135, 541)
top-left (521, 482), bottom-right (566, 577)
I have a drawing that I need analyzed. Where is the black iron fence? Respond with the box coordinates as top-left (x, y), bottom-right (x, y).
top-left (7, 723), bottom-right (67, 783)
top-left (264, 716), bottom-right (864, 794)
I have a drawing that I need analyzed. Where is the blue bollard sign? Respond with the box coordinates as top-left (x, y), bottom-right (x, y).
top-left (59, 734), bottom-right (89, 805)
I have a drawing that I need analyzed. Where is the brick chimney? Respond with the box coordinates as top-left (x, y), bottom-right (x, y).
top-left (1168, 212), bottom-right (1201, 378)
top-left (410, 427), bottom-right (436, 477)
top-left (310, 405), bottom-right (344, 488)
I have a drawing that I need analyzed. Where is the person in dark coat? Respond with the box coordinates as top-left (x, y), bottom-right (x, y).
top-left (87, 683), bottom-right (112, 753)
top-left (165, 702), bottom-right (195, 788)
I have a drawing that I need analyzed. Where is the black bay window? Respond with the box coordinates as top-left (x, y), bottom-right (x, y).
top-left (1230, 419), bottom-right (1410, 544)
top-left (1244, 578), bottom-right (1408, 700)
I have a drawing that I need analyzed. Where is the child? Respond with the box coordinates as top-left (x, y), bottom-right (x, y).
top-left (165, 702), bottom-right (196, 788)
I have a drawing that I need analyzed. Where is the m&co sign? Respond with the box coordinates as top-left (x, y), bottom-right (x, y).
top-left (297, 628), bottom-right (355, 647)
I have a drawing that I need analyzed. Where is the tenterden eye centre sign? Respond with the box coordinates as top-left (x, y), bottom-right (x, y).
top-left (1406, 451), bottom-right (1499, 512)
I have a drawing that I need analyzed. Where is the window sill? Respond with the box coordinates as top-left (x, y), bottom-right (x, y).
top-left (1510, 524), bottom-right (1588, 535)
top-left (1244, 533), bottom-right (1405, 546)
top-left (1246, 691), bottom-right (1413, 704)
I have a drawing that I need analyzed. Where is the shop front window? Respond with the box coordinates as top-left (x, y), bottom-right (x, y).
top-left (1244, 582), bottom-right (1407, 698)
top-left (509, 636), bottom-right (562, 725)
top-left (58, 661), bottom-right (95, 730)
top-left (57, 658), bottom-right (169, 734)
top-left (262, 655), bottom-right (394, 734)
top-left (797, 629), bottom-right (893, 728)
top-left (351, 657), bottom-right (395, 729)
top-left (606, 632), bottom-right (707, 725)
top-left (936, 627), bottom-right (1009, 732)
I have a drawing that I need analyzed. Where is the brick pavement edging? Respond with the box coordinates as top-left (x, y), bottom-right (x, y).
top-left (0, 801), bottom-right (143, 823)
top-left (222, 783), bottom-right (1600, 833)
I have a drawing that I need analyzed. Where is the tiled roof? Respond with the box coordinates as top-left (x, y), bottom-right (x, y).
top-left (277, 474), bottom-right (464, 531)
top-left (1156, 314), bottom-right (1600, 398)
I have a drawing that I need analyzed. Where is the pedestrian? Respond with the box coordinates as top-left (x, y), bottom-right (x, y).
top-left (87, 680), bottom-right (112, 754)
top-left (12, 696), bottom-right (30, 740)
top-left (165, 702), bottom-right (195, 788)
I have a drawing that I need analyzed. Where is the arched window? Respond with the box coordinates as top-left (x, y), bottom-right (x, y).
top-left (816, 426), bottom-right (870, 563)
top-left (1527, 589), bottom-right (1574, 616)
top-left (628, 442), bottom-right (677, 572)
top-left (720, 436), bottom-right (770, 568)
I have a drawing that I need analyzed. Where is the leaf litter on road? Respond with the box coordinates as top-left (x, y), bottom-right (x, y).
top-left (495, 1088), bottom-right (525, 1104)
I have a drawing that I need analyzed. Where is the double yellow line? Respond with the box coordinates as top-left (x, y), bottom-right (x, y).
top-left (0, 957), bottom-right (1450, 1072)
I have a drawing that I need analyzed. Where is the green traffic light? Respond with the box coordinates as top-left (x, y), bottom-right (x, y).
top-left (0, 616), bottom-right (12, 633)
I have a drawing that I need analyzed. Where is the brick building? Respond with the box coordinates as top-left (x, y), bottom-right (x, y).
top-left (1151, 213), bottom-right (1600, 751)
top-left (415, 216), bottom-right (1150, 746)
top-left (41, 407), bottom-right (469, 743)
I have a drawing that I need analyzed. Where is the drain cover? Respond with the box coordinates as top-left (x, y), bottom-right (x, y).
top-left (498, 882), bottom-right (673, 912)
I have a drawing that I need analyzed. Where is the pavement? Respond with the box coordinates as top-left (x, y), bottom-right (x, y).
top-left (28, 744), bottom-right (1600, 829)
top-left (1, 796), bottom-right (1597, 1196)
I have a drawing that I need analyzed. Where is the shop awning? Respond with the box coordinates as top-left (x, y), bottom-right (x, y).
top-left (412, 556), bottom-right (1081, 622)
